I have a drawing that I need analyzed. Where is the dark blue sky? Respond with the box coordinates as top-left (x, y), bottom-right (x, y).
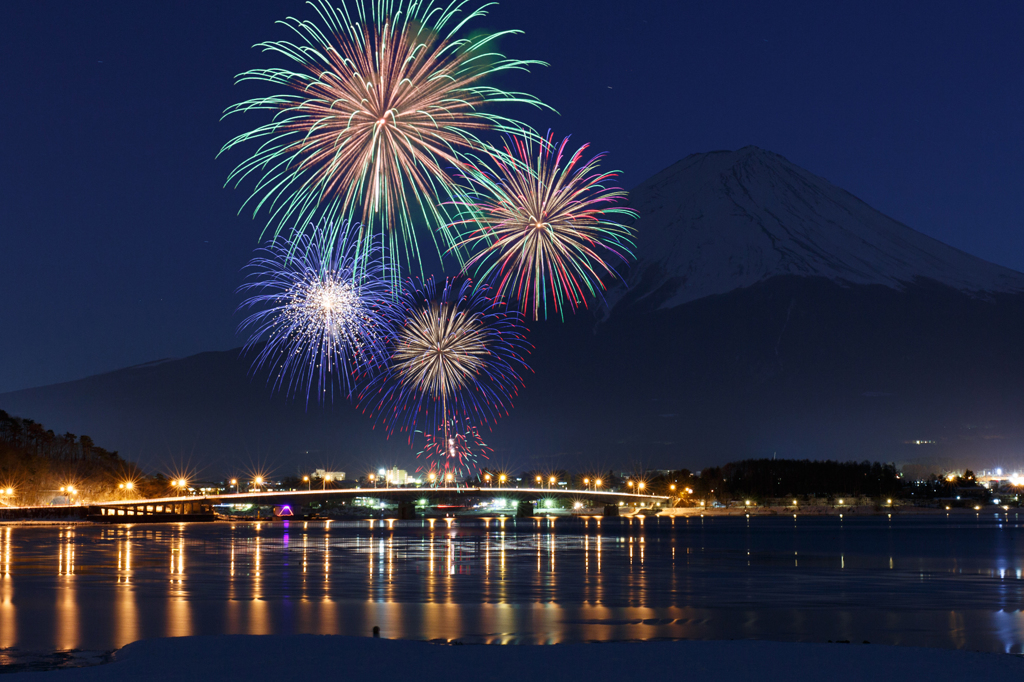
top-left (2, 0), bottom-right (1022, 393)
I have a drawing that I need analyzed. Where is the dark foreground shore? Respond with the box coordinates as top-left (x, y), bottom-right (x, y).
top-left (5, 635), bottom-right (1022, 681)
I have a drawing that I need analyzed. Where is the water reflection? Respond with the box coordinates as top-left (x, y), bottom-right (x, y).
top-left (1, 527), bottom-right (14, 648)
top-left (0, 515), bottom-right (1019, 651)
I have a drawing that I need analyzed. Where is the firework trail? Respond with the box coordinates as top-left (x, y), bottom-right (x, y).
top-left (221, 0), bottom-right (549, 273)
top-left (361, 277), bottom-right (530, 447)
top-left (238, 222), bottom-right (403, 404)
top-left (449, 132), bottom-right (638, 320)
top-left (417, 417), bottom-right (492, 477)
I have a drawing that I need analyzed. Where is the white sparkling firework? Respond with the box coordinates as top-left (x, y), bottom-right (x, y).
top-left (238, 222), bottom-right (401, 403)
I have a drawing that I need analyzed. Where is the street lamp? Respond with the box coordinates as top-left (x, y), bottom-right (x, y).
top-left (498, 474), bottom-right (506, 487)
top-left (638, 481), bottom-right (645, 492)
top-left (627, 480), bottom-right (634, 492)
top-left (484, 473), bottom-right (491, 486)
top-left (253, 476), bottom-right (264, 492)
top-left (324, 475), bottom-right (332, 490)
top-left (368, 473), bottom-right (376, 489)
top-left (549, 476), bottom-right (556, 489)
top-left (303, 475), bottom-right (310, 491)
top-left (230, 478), bottom-right (238, 494)
top-left (583, 477), bottom-right (590, 490)
top-left (535, 475), bottom-right (542, 487)
top-left (428, 473), bottom-right (436, 488)
top-left (445, 472), bottom-right (454, 485)
top-left (594, 479), bottom-right (602, 490)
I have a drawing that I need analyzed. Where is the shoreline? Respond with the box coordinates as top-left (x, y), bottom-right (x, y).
top-left (649, 504), bottom-right (996, 517)
top-left (3, 635), bottom-right (1021, 681)
top-left (0, 503), bottom-right (1014, 526)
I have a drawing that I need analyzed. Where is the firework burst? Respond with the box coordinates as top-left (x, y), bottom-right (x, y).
top-left (238, 222), bottom-right (402, 404)
top-left (361, 277), bottom-right (530, 445)
top-left (417, 417), bottom-right (491, 477)
top-left (450, 133), bottom-right (638, 320)
top-left (221, 0), bottom-right (549, 271)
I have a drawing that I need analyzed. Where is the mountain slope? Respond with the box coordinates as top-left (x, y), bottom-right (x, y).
top-left (617, 147), bottom-right (1024, 311)
top-left (4, 147), bottom-right (1024, 473)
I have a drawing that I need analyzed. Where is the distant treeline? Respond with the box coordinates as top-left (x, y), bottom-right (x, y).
top-left (0, 409), bottom-right (145, 503)
top-left (693, 458), bottom-right (902, 499)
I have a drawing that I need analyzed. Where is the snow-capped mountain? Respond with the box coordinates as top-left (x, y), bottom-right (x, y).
top-left (619, 146), bottom-right (1024, 311)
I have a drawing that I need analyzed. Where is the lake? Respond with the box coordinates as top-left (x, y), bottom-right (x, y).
top-left (0, 513), bottom-right (1021, 655)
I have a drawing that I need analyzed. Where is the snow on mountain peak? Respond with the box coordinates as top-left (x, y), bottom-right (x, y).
top-left (617, 146), bottom-right (1024, 310)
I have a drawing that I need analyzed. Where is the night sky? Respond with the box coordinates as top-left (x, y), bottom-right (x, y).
top-left (2, 0), bottom-right (1023, 394)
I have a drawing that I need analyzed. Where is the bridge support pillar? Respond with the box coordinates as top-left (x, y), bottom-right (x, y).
top-left (398, 500), bottom-right (417, 520)
top-left (516, 501), bottom-right (534, 518)
top-left (603, 504), bottom-right (620, 517)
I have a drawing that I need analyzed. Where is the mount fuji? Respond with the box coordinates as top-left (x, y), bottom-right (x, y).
top-left (615, 146), bottom-right (1024, 312)
top-left (3, 147), bottom-right (1024, 472)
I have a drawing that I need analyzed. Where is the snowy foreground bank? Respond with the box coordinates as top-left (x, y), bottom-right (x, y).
top-left (7, 635), bottom-right (1023, 682)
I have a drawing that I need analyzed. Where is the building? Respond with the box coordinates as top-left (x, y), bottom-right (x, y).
top-left (383, 468), bottom-right (409, 485)
top-left (314, 469), bottom-right (345, 482)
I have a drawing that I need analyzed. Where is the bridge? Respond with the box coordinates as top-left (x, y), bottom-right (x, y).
top-left (86, 487), bottom-right (670, 522)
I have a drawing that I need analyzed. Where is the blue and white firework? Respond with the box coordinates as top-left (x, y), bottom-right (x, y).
top-left (238, 222), bottom-right (402, 403)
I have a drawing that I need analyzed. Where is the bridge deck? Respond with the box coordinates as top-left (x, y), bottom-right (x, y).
top-left (95, 487), bottom-right (669, 508)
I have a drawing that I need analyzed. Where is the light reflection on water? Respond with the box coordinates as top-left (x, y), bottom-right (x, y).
top-left (0, 515), bottom-right (1020, 652)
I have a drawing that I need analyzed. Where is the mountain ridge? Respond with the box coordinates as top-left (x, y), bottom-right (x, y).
top-left (4, 147), bottom-right (1024, 472)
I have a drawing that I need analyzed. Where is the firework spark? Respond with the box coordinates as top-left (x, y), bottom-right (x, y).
top-left (417, 417), bottom-right (491, 477)
top-left (361, 277), bottom-right (530, 441)
top-left (221, 0), bottom-right (549, 271)
top-left (450, 133), bottom-right (638, 320)
top-left (238, 222), bottom-right (402, 404)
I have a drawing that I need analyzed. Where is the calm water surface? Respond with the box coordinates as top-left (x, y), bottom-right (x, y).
top-left (0, 513), bottom-right (1022, 653)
